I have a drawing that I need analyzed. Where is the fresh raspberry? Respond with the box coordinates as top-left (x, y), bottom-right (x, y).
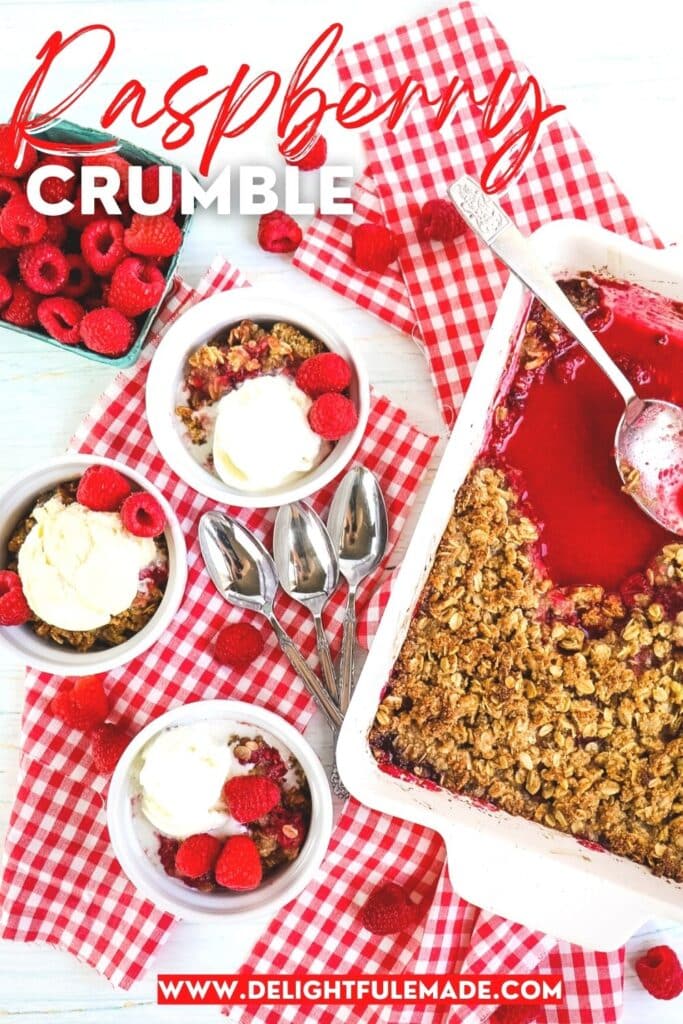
top-left (120, 491), bottom-right (166, 537)
top-left (140, 164), bottom-right (182, 217)
top-left (234, 740), bottom-right (287, 782)
top-left (0, 125), bottom-right (37, 178)
top-left (90, 723), bottom-right (131, 775)
top-left (0, 194), bottom-right (47, 246)
top-left (214, 622), bottom-right (265, 666)
top-left (0, 274), bottom-right (11, 308)
top-left (18, 242), bottom-right (68, 295)
top-left (50, 675), bottom-right (109, 730)
top-left (308, 392), bottom-right (358, 440)
top-left (83, 152), bottom-right (131, 202)
top-left (351, 222), bottom-right (401, 273)
top-left (296, 352), bottom-right (352, 397)
top-left (360, 882), bottom-right (418, 936)
top-left (80, 218), bottom-right (127, 277)
top-left (80, 307), bottom-right (136, 357)
top-left (65, 189), bottom-right (111, 230)
top-left (223, 775), bottom-right (280, 824)
top-left (284, 135), bottom-right (327, 171)
top-left (0, 176), bottom-right (22, 212)
top-left (0, 585), bottom-right (31, 626)
top-left (417, 198), bottom-right (467, 243)
top-left (261, 806), bottom-right (307, 851)
top-left (0, 570), bottom-right (21, 595)
top-left (124, 213), bottom-right (181, 258)
top-left (2, 282), bottom-right (39, 327)
top-left (108, 256), bottom-right (165, 317)
top-left (635, 945), bottom-right (683, 1000)
top-left (37, 297), bottom-right (84, 345)
top-left (257, 210), bottom-right (302, 253)
top-left (35, 156), bottom-right (78, 205)
top-left (175, 833), bottom-right (222, 879)
top-left (42, 215), bottom-right (68, 248)
top-left (214, 835), bottom-right (263, 891)
top-left (62, 254), bottom-right (94, 299)
top-left (76, 464), bottom-right (132, 512)
top-left (491, 1007), bottom-right (539, 1024)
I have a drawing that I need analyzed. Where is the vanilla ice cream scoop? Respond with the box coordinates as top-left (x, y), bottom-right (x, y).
top-left (212, 374), bottom-right (327, 491)
top-left (138, 723), bottom-right (242, 838)
top-left (18, 496), bottom-right (157, 631)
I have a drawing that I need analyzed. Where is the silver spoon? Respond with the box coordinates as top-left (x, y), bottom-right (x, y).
top-left (199, 511), bottom-right (342, 731)
top-left (448, 175), bottom-right (683, 536)
top-left (327, 467), bottom-right (389, 714)
top-left (274, 502), bottom-right (340, 703)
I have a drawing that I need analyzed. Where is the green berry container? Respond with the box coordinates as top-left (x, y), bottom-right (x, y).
top-left (2, 118), bottom-right (194, 368)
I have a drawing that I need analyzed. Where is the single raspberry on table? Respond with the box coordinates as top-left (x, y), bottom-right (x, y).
top-left (124, 213), bottom-right (181, 258)
top-left (0, 273), bottom-right (12, 308)
top-left (0, 584), bottom-right (31, 626)
top-left (62, 254), bottom-right (94, 299)
top-left (417, 198), bottom-right (466, 243)
top-left (50, 675), bottom-right (109, 731)
top-left (18, 242), bottom-right (68, 295)
top-left (80, 218), bottom-right (128, 276)
top-left (295, 352), bottom-right (352, 397)
top-left (90, 723), bottom-right (131, 775)
top-left (0, 125), bottom-right (37, 178)
top-left (214, 835), bottom-right (263, 891)
top-left (175, 833), bottom-right (222, 879)
top-left (284, 135), bottom-right (327, 171)
top-left (635, 945), bottom-right (683, 1000)
top-left (35, 155), bottom-right (78, 204)
top-left (108, 256), bottom-right (165, 317)
top-left (214, 622), bottom-right (265, 667)
top-left (37, 297), bottom-right (84, 345)
top-left (257, 210), bottom-right (302, 253)
top-left (120, 491), bottom-right (166, 537)
top-left (308, 392), bottom-right (358, 440)
top-left (360, 881), bottom-right (419, 936)
top-left (80, 307), bottom-right (136, 357)
top-left (351, 222), bottom-right (401, 273)
top-left (83, 152), bottom-right (132, 202)
top-left (140, 164), bottom-right (182, 217)
top-left (76, 464), bottom-right (132, 512)
top-left (223, 775), bottom-right (281, 824)
top-left (0, 194), bottom-right (47, 246)
top-left (2, 282), bottom-right (39, 327)
top-left (0, 176), bottom-right (22, 212)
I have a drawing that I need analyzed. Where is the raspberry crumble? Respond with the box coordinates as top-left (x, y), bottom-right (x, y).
top-left (370, 276), bottom-right (683, 883)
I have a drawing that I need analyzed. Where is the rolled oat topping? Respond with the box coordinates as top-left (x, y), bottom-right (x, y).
top-left (370, 465), bottom-right (683, 882)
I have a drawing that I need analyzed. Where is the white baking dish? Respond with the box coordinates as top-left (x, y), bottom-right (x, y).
top-left (336, 219), bottom-right (683, 950)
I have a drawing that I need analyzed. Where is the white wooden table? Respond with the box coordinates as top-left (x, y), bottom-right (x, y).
top-left (0, 0), bottom-right (681, 1019)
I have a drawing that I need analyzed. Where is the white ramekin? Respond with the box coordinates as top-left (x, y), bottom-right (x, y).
top-left (0, 454), bottom-right (187, 676)
top-left (107, 699), bottom-right (333, 922)
top-left (145, 287), bottom-right (370, 507)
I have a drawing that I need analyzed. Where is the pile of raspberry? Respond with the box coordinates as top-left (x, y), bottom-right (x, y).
top-left (159, 741), bottom-right (310, 893)
top-left (0, 125), bottom-right (183, 358)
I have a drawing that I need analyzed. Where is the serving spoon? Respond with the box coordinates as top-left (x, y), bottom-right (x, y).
top-left (274, 501), bottom-right (340, 702)
top-left (448, 175), bottom-right (683, 536)
top-left (199, 511), bottom-right (343, 731)
top-left (327, 466), bottom-right (389, 714)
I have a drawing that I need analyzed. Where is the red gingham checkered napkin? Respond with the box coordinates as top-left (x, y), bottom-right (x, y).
top-left (294, 0), bottom-right (659, 426)
top-left (0, 257), bottom-right (437, 989)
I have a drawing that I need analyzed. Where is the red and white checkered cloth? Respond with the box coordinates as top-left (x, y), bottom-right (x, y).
top-left (0, 256), bottom-right (437, 989)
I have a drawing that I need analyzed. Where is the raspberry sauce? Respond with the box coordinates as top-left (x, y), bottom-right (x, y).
top-left (485, 278), bottom-right (683, 591)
